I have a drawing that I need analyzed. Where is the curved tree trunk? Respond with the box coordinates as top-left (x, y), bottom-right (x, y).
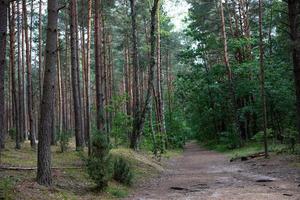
top-left (130, 0), bottom-right (160, 150)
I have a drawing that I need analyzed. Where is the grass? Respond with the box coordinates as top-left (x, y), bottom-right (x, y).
top-left (0, 139), bottom-right (169, 200)
top-left (200, 139), bottom-right (300, 160)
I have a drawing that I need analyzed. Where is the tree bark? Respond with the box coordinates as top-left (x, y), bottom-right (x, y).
top-left (16, 0), bottom-right (22, 149)
top-left (85, 0), bottom-right (92, 155)
top-left (70, 0), bottom-right (84, 150)
top-left (9, 1), bottom-right (18, 151)
top-left (130, 0), bottom-right (160, 150)
top-left (0, 0), bottom-right (9, 150)
top-left (288, 0), bottom-right (300, 142)
top-left (94, 0), bottom-right (105, 132)
top-left (220, 0), bottom-right (241, 144)
top-left (258, 0), bottom-right (268, 157)
top-left (22, 0), bottom-right (36, 148)
top-left (37, 0), bottom-right (58, 186)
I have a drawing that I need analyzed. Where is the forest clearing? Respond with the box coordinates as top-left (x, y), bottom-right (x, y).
top-left (1, 0), bottom-right (300, 199)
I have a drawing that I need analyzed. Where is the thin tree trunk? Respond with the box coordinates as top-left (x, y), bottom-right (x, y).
top-left (85, 0), bottom-right (92, 155)
top-left (70, 0), bottom-right (84, 150)
top-left (220, 0), bottom-right (241, 144)
top-left (258, 0), bottom-right (268, 157)
top-left (0, 0), bottom-right (9, 150)
top-left (22, 0), bottom-right (36, 148)
top-left (94, 0), bottom-right (105, 132)
top-left (37, 0), bottom-right (58, 186)
top-left (9, 1), bottom-right (18, 147)
top-left (16, 0), bottom-right (22, 149)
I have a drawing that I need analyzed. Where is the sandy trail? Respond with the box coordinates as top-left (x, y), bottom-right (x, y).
top-left (125, 142), bottom-right (300, 200)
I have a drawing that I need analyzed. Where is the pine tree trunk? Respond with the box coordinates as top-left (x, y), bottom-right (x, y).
top-left (85, 0), bottom-right (92, 155)
top-left (94, 0), bottom-right (105, 132)
top-left (130, 0), bottom-right (160, 149)
top-left (288, 0), bottom-right (300, 142)
top-left (220, 0), bottom-right (241, 144)
top-left (16, 0), bottom-right (22, 149)
top-left (9, 1), bottom-right (18, 150)
top-left (37, 0), bottom-right (58, 186)
top-left (22, 0), bottom-right (36, 148)
top-left (258, 0), bottom-right (268, 157)
top-left (0, 0), bottom-right (9, 150)
top-left (70, 0), bottom-right (84, 150)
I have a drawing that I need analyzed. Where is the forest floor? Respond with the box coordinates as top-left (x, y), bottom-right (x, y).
top-left (0, 140), bottom-right (167, 199)
top-left (125, 142), bottom-right (300, 200)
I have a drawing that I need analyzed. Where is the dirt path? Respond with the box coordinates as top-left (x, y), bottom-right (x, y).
top-left (125, 142), bottom-right (300, 200)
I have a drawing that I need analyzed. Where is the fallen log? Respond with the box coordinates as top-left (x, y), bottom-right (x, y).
top-left (0, 166), bottom-right (83, 171)
top-left (230, 152), bottom-right (266, 162)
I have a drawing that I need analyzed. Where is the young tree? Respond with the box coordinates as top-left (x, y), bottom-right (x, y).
top-left (258, 0), bottom-right (268, 157)
top-left (37, 0), bottom-right (58, 186)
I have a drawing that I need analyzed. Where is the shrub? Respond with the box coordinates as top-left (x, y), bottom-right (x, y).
top-left (219, 131), bottom-right (240, 149)
top-left (113, 157), bottom-right (133, 185)
top-left (251, 128), bottom-right (273, 142)
top-left (8, 128), bottom-right (16, 140)
top-left (282, 128), bottom-right (298, 153)
top-left (86, 131), bottom-right (112, 190)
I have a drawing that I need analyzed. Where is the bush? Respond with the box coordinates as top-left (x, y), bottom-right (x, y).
top-left (282, 128), bottom-right (298, 153)
top-left (251, 128), bottom-right (273, 142)
top-left (219, 131), bottom-right (240, 149)
top-left (113, 157), bottom-right (133, 185)
top-left (86, 131), bottom-right (112, 190)
top-left (8, 128), bottom-right (16, 140)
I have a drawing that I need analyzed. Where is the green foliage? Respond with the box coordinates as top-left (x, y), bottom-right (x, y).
top-left (113, 157), bottom-right (133, 185)
top-left (8, 128), bottom-right (16, 140)
top-left (57, 130), bottom-right (72, 153)
top-left (86, 130), bottom-right (112, 190)
top-left (106, 185), bottom-right (129, 198)
top-left (282, 128), bottom-right (298, 152)
top-left (219, 131), bottom-right (240, 150)
top-left (107, 95), bottom-right (132, 147)
top-left (251, 129), bottom-right (274, 142)
top-left (0, 177), bottom-right (14, 200)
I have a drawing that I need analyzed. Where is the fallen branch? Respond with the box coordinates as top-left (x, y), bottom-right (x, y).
top-left (0, 166), bottom-right (83, 171)
top-left (230, 152), bottom-right (266, 162)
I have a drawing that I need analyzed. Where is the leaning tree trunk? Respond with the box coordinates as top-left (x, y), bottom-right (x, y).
top-left (130, 0), bottom-right (160, 150)
top-left (37, 0), bottom-right (58, 186)
top-left (0, 0), bottom-right (9, 150)
top-left (288, 0), bottom-right (300, 142)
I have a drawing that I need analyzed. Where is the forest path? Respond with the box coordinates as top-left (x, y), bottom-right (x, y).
top-left (125, 142), bottom-right (300, 200)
